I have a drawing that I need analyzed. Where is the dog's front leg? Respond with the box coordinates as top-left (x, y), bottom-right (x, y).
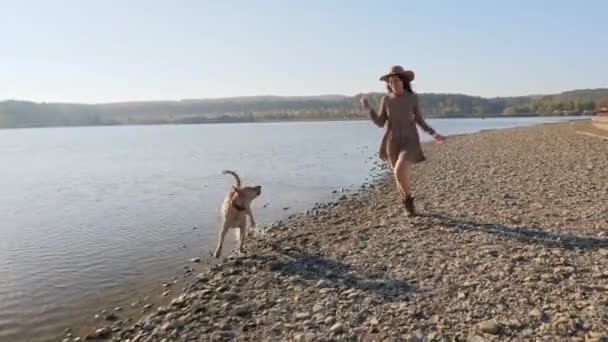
top-left (214, 221), bottom-right (230, 258)
top-left (246, 207), bottom-right (256, 228)
top-left (238, 221), bottom-right (247, 255)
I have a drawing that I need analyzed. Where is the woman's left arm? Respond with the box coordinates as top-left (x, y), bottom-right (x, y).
top-left (414, 94), bottom-right (445, 143)
top-left (413, 94), bottom-right (435, 135)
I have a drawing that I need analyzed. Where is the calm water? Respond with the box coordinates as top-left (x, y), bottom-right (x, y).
top-left (0, 117), bottom-right (583, 341)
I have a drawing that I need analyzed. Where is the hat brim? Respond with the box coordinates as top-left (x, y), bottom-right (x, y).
top-left (379, 70), bottom-right (415, 82)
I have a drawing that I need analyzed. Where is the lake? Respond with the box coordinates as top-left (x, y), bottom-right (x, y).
top-left (0, 117), bottom-right (584, 341)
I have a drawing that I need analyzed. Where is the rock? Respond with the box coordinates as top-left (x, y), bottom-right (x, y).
top-left (312, 304), bottom-right (325, 313)
top-left (170, 295), bottom-right (188, 307)
top-left (468, 335), bottom-right (486, 342)
top-left (94, 327), bottom-right (111, 338)
top-left (114, 307), bottom-right (122, 312)
top-left (161, 320), bottom-right (183, 331)
top-left (369, 317), bottom-right (379, 326)
top-left (295, 312), bottom-right (311, 320)
top-left (330, 322), bottom-right (344, 333)
top-left (105, 313), bottom-right (118, 321)
top-left (476, 319), bottom-right (501, 335)
top-left (162, 290), bottom-right (171, 296)
top-left (190, 257), bottom-right (201, 263)
top-left (585, 331), bottom-right (607, 341)
top-left (143, 304), bottom-right (153, 310)
top-left (316, 280), bottom-right (331, 288)
top-left (222, 292), bottom-right (240, 301)
top-left (234, 305), bottom-right (251, 316)
top-left (529, 308), bottom-right (544, 319)
top-left (407, 331), bottom-right (425, 342)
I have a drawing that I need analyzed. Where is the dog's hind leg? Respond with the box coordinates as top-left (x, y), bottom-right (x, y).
top-left (213, 221), bottom-right (230, 258)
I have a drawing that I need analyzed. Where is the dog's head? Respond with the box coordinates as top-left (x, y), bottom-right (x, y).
top-left (232, 185), bottom-right (262, 201)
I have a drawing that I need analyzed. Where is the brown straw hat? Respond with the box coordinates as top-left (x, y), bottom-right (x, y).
top-left (379, 65), bottom-right (415, 82)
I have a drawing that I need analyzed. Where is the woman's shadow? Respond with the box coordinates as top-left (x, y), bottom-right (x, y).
top-left (419, 212), bottom-right (608, 249)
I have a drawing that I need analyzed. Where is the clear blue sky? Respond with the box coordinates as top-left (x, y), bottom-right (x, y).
top-left (1, 0), bottom-right (607, 103)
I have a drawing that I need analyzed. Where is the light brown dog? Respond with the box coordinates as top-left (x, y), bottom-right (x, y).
top-left (213, 170), bottom-right (261, 258)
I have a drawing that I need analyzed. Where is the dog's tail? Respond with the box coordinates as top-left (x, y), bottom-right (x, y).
top-left (222, 170), bottom-right (241, 188)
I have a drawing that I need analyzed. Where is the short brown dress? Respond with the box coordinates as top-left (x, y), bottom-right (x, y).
top-left (369, 92), bottom-right (436, 166)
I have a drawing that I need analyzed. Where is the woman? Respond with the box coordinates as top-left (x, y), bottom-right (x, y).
top-left (361, 65), bottom-right (445, 216)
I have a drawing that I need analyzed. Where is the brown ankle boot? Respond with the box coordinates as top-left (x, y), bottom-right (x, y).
top-left (403, 195), bottom-right (416, 217)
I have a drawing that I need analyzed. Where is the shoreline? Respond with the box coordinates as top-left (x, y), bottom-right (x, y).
top-left (0, 114), bottom-right (588, 131)
top-left (67, 120), bottom-right (607, 341)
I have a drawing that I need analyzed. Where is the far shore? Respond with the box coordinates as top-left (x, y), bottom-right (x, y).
top-left (0, 113), bottom-right (589, 131)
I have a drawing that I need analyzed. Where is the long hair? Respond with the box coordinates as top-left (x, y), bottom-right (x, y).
top-left (386, 75), bottom-right (414, 94)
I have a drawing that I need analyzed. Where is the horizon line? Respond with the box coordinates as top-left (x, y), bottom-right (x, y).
top-left (2, 87), bottom-right (607, 106)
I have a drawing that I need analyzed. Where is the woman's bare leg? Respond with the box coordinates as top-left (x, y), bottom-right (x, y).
top-left (394, 152), bottom-right (410, 198)
top-left (389, 154), bottom-right (405, 198)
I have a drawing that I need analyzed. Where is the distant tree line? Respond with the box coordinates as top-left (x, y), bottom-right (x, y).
top-left (1, 88), bottom-right (606, 129)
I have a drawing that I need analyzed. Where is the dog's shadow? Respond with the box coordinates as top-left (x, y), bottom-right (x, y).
top-left (251, 250), bottom-right (414, 303)
top-left (420, 212), bottom-right (608, 249)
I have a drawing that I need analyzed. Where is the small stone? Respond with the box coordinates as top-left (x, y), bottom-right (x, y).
top-left (468, 335), bottom-right (486, 342)
top-left (161, 320), bottom-right (183, 331)
top-left (529, 308), bottom-right (544, 319)
top-left (598, 249), bottom-right (608, 257)
top-left (458, 292), bottom-right (467, 299)
top-left (94, 327), bottom-right (111, 338)
top-left (408, 331), bottom-right (425, 342)
top-left (162, 290), bottom-right (171, 296)
top-left (234, 305), bottom-right (251, 316)
top-left (295, 312), bottom-right (311, 320)
top-left (143, 304), bottom-right (153, 310)
top-left (312, 304), bottom-right (325, 313)
top-left (476, 319), bottom-right (501, 335)
top-left (114, 307), bottom-right (122, 312)
top-left (586, 331), bottom-right (607, 341)
top-left (330, 322), bottom-right (344, 333)
top-left (316, 280), bottom-right (330, 288)
top-left (369, 317), bottom-right (379, 326)
top-left (223, 292), bottom-right (240, 301)
top-left (190, 257), bottom-right (201, 263)
top-left (324, 316), bottom-right (335, 325)
top-left (105, 313), bottom-right (118, 321)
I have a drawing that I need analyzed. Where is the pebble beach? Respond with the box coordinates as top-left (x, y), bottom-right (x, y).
top-left (71, 121), bottom-right (607, 342)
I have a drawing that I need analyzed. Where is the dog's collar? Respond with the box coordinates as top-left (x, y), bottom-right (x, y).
top-left (232, 202), bottom-right (246, 212)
